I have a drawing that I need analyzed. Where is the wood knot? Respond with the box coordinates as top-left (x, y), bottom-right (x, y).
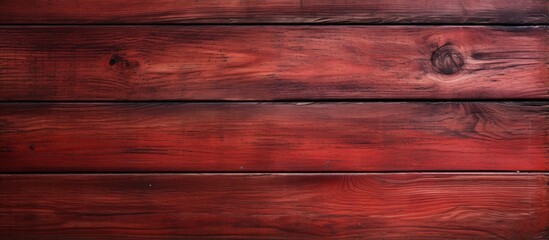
top-left (431, 44), bottom-right (464, 75)
top-left (109, 53), bottom-right (128, 66)
top-left (108, 53), bottom-right (139, 69)
top-left (108, 53), bottom-right (140, 79)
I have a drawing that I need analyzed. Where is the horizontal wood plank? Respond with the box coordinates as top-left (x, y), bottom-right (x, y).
top-left (0, 0), bottom-right (546, 24)
top-left (0, 26), bottom-right (547, 100)
top-left (0, 174), bottom-right (547, 239)
top-left (1, 102), bottom-right (547, 172)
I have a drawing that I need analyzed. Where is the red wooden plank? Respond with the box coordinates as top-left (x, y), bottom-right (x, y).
top-left (0, 174), bottom-right (547, 239)
top-left (0, 0), bottom-right (546, 24)
top-left (0, 102), bottom-right (546, 172)
top-left (0, 26), bottom-right (546, 100)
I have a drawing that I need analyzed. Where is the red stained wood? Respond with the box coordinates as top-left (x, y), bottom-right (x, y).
top-left (0, 174), bottom-right (547, 239)
top-left (1, 102), bottom-right (546, 172)
top-left (0, 0), bottom-right (546, 24)
top-left (0, 26), bottom-right (547, 100)
top-left (1, 1), bottom-right (546, 238)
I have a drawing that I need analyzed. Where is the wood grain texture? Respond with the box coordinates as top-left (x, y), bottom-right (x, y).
top-left (0, 0), bottom-right (547, 24)
top-left (1, 102), bottom-right (547, 172)
top-left (0, 26), bottom-right (547, 100)
top-left (0, 174), bottom-right (547, 239)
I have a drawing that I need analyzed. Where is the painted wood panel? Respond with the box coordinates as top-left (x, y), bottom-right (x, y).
top-left (0, 26), bottom-right (547, 100)
top-left (1, 102), bottom-right (546, 172)
top-left (0, 0), bottom-right (546, 24)
top-left (0, 174), bottom-right (547, 239)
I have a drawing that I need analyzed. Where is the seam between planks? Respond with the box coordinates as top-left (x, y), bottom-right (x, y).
top-left (2, 172), bottom-right (548, 175)
top-left (0, 23), bottom-right (546, 26)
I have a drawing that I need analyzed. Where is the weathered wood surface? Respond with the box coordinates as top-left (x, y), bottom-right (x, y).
top-left (0, 174), bottom-right (547, 239)
top-left (0, 0), bottom-right (547, 24)
top-left (0, 26), bottom-right (547, 100)
top-left (1, 102), bottom-right (547, 172)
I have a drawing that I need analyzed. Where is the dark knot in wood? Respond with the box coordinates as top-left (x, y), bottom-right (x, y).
top-left (431, 44), bottom-right (464, 75)
top-left (108, 53), bottom-right (140, 71)
top-left (109, 53), bottom-right (128, 67)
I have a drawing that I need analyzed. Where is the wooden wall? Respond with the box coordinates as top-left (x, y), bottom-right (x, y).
top-left (0, 1), bottom-right (547, 239)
